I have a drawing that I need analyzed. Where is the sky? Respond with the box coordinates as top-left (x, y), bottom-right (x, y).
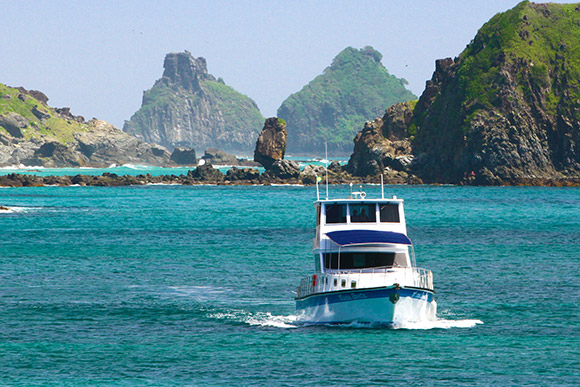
top-left (1, 1), bottom-right (574, 128)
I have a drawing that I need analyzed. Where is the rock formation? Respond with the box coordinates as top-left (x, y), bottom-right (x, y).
top-left (413, 2), bottom-right (580, 184)
top-left (345, 114), bottom-right (414, 178)
top-left (202, 148), bottom-right (239, 165)
top-left (277, 46), bottom-right (416, 155)
top-left (262, 159), bottom-right (300, 180)
top-left (187, 163), bottom-right (224, 181)
top-left (253, 117), bottom-right (287, 169)
top-left (123, 51), bottom-right (264, 154)
top-left (0, 83), bottom-right (170, 167)
top-left (170, 147), bottom-right (197, 165)
top-left (347, 2), bottom-right (580, 185)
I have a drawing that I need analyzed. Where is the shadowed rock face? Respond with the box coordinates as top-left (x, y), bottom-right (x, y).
top-left (254, 117), bottom-right (287, 169)
top-left (203, 148), bottom-right (238, 165)
top-left (123, 51), bottom-right (264, 154)
top-left (346, 116), bottom-right (413, 177)
top-left (170, 147), bottom-right (197, 165)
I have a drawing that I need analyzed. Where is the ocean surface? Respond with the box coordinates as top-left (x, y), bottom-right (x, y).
top-left (0, 183), bottom-right (578, 385)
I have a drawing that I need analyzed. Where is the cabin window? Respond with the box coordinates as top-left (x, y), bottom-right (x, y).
top-left (380, 203), bottom-right (400, 223)
top-left (325, 204), bottom-right (347, 224)
top-left (316, 206), bottom-right (321, 226)
top-left (341, 279), bottom-right (346, 287)
top-left (323, 252), bottom-right (407, 270)
top-left (349, 203), bottom-right (376, 223)
top-left (351, 281), bottom-right (357, 289)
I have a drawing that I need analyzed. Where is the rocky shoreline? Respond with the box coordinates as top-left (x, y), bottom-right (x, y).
top-left (0, 165), bottom-right (578, 188)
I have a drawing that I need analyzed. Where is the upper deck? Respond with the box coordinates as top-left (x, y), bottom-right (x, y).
top-left (313, 193), bottom-right (408, 251)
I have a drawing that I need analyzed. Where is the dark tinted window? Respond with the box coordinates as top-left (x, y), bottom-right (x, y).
top-left (325, 204), bottom-right (346, 224)
top-left (380, 203), bottom-right (400, 223)
top-left (323, 252), bottom-right (407, 269)
top-left (350, 203), bottom-right (376, 223)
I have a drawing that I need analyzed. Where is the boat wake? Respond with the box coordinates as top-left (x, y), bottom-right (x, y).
top-left (206, 307), bottom-right (481, 330)
top-left (208, 309), bottom-right (297, 329)
top-left (392, 318), bottom-right (483, 330)
top-left (0, 206), bottom-right (40, 214)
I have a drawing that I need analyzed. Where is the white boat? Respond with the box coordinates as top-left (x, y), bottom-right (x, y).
top-left (295, 185), bottom-right (436, 325)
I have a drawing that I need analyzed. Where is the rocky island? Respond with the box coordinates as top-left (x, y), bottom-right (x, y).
top-left (346, 1), bottom-right (580, 186)
top-left (123, 51), bottom-right (264, 155)
top-left (278, 46), bottom-right (416, 156)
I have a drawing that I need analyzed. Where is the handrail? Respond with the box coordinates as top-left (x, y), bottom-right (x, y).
top-left (295, 267), bottom-right (433, 299)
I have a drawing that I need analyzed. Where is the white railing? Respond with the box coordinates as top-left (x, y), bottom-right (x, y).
top-left (295, 267), bottom-right (433, 299)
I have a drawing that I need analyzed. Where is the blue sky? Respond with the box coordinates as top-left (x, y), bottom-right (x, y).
top-left (1, 1), bottom-right (573, 128)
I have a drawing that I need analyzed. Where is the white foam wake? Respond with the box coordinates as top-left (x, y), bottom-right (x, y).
top-left (0, 206), bottom-right (39, 214)
top-left (209, 309), bottom-right (297, 329)
top-left (393, 318), bottom-right (483, 330)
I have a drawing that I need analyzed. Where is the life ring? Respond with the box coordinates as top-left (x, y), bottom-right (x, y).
top-left (312, 274), bottom-right (318, 287)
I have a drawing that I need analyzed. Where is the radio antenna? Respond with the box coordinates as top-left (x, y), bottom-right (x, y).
top-left (381, 173), bottom-right (384, 199)
top-left (325, 142), bottom-right (329, 200)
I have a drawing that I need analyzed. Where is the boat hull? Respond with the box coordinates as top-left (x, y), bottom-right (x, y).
top-left (295, 286), bottom-right (435, 325)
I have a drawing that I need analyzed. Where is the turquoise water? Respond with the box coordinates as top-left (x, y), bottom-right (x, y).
top-left (1, 184), bottom-right (578, 385)
top-left (0, 157), bottom-right (347, 177)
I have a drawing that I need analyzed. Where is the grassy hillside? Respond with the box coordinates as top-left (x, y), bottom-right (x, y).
top-left (410, 0), bottom-right (580, 183)
top-left (455, 1), bottom-right (580, 121)
top-left (278, 46), bottom-right (416, 155)
top-left (0, 83), bottom-right (89, 143)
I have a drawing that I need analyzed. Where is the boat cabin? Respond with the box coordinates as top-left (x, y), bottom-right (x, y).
top-left (313, 196), bottom-right (414, 273)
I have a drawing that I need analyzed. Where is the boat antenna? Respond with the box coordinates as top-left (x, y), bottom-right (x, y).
top-left (381, 173), bottom-right (384, 199)
top-left (325, 142), bottom-right (329, 200)
top-left (316, 175), bottom-right (321, 200)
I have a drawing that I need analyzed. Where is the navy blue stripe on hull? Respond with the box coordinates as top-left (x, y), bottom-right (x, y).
top-left (296, 287), bottom-right (433, 310)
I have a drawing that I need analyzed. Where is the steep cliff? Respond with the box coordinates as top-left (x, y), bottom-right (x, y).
top-left (413, 1), bottom-right (580, 184)
top-left (277, 46), bottom-right (416, 156)
top-left (0, 83), bottom-right (169, 167)
top-left (123, 51), bottom-right (264, 154)
top-left (349, 1), bottom-right (580, 185)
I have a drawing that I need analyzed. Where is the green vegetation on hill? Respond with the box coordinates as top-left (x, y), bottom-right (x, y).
top-left (0, 83), bottom-right (89, 143)
top-left (278, 46), bottom-right (416, 155)
top-left (202, 80), bottom-right (264, 138)
top-left (447, 0), bottom-right (580, 125)
top-left (408, 0), bottom-right (580, 183)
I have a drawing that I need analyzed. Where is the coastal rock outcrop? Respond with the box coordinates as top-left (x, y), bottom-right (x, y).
top-left (411, 2), bottom-right (580, 184)
top-left (277, 46), bottom-right (416, 155)
top-left (0, 83), bottom-right (171, 167)
top-left (187, 163), bottom-right (224, 181)
top-left (346, 117), bottom-right (413, 178)
top-left (263, 159), bottom-right (300, 180)
top-left (347, 2), bottom-right (580, 185)
top-left (225, 167), bottom-right (260, 181)
top-left (202, 148), bottom-right (238, 165)
top-left (170, 147), bottom-right (197, 165)
top-left (253, 117), bottom-right (287, 169)
top-left (123, 51), bottom-right (264, 154)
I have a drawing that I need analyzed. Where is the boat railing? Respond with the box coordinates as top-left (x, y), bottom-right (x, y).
top-left (295, 267), bottom-right (433, 299)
